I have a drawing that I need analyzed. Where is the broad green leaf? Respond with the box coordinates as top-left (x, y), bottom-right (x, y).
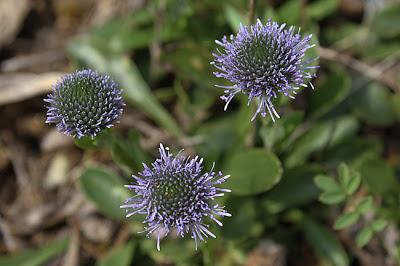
top-left (334, 212), bottom-right (360, 229)
top-left (260, 111), bottom-right (304, 150)
top-left (224, 5), bottom-right (246, 31)
top-left (195, 115), bottom-right (237, 168)
top-left (352, 83), bottom-right (397, 127)
top-left (92, 9), bottom-right (153, 41)
top-left (91, 9), bottom-right (184, 53)
top-left (109, 56), bottom-right (183, 137)
top-left (321, 137), bottom-right (382, 169)
top-left (370, 219), bottom-right (388, 232)
top-left (356, 196), bottom-right (374, 214)
top-left (309, 64), bottom-right (351, 119)
top-left (371, 3), bottom-right (400, 38)
top-left (225, 149), bottom-right (283, 196)
top-left (79, 167), bottom-right (131, 220)
top-left (97, 241), bottom-right (135, 266)
top-left (276, 0), bottom-right (300, 25)
top-left (163, 42), bottom-right (219, 91)
top-left (344, 172), bottom-right (361, 195)
top-left (314, 175), bottom-right (341, 192)
top-left (359, 157), bottom-right (398, 195)
top-left (286, 116), bottom-right (359, 168)
top-left (356, 227), bottom-right (373, 248)
top-left (0, 238), bottom-right (68, 266)
top-left (301, 216), bottom-right (349, 266)
top-left (68, 37), bottom-right (183, 137)
top-left (263, 166), bottom-right (321, 213)
top-left (307, 0), bottom-right (339, 21)
top-left (222, 197), bottom-right (258, 239)
top-left (319, 191), bottom-right (346, 205)
top-left (111, 130), bottom-right (150, 174)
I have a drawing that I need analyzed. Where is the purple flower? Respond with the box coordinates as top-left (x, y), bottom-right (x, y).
top-left (44, 69), bottom-right (124, 138)
top-left (121, 144), bottom-right (231, 250)
top-left (212, 19), bottom-right (318, 121)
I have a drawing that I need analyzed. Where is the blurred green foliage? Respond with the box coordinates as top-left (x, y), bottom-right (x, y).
top-left (3, 0), bottom-right (400, 265)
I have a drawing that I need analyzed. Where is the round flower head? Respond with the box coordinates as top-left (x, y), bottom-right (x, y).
top-left (212, 19), bottom-right (318, 121)
top-left (44, 69), bottom-right (124, 138)
top-left (121, 144), bottom-right (231, 250)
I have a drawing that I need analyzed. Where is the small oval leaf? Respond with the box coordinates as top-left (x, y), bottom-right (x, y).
top-left (319, 191), bottom-right (346, 205)
top-left (314, 175), bottom-right (341, 192)
top-left (356, 227), bottom-right (374, 248)
top-left (225, 149), bottom-right (283, 196)
top-left (79, 167), bottom-right (130, 220)
top-left (334, 212), bottom-right (360, 229)
top-left (370, 219), bottom-right (388, 232)
top-left (356, 196), bottom-right (374, 214)
top-left (345, 172), bottom-right (361, 195)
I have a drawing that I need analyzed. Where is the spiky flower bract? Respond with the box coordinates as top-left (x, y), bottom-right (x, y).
top-left (212, 19), bottom-right (318, 121)
top-left (121, 144), bottom-right (231, 250)
top-left (44, 69), bottom-right (124, 138)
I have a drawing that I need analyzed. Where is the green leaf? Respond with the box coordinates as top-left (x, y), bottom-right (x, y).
top-left (344, 172), bottom-right (361, 196)
top-left (307, 0), bottom-right (339, 21)
top-left (225, 149), bottom-right (283, 196)
top-left (97, 241), bottom-right (135, 266)
top-left (222, 197), bottom-right (258, 239)
top-left (319, 191), bottom-right (346, 205)
top-left (111, 130), bottom-right (150, 174)
top-left (314, 175), bottom-right (341, 192)
top-left (356, 227), bottom-right (374, 248)
top-left (309, 64), bottom-right (351, 119)
top-left (301, 216), bottom-right (349, 266)
top-left (260, 111), bottom-right (304, 150)
top-left (356, 196), bottom-right (374, 214)
top-left (163, 42), bottom-right (218, 91)
top-left (321, 137), bottom-right (382, 169)
top-left (91, 9), bottom-right (184, 53)
top-left (0, 238), bottom-right (68, 266)
top-left (67, 37), bottom-right (183, 137)
top-left (74, 130), bottom-right (111, 149)
top-left (109, 56), bottom-right (183, 137)
top-left (224, 5), bottom-right (246, 31)
top-left (359, 157), bottom-right (398, 195)
top-left (371, 3), bottom-right (400, 38)
top-left (334, 212), bottom-right (360, 229)
top-left (285, 116), bottom-right (359, 168)
top-left (263, 166), bottom-right (321, 213)
top-left (74, 136), bottom-right (98, 149)
top-left (276, 0), bottom-right (300, 25)
top-left (352, 83), bottom-right (397, 126)
top-left (338, 163), bottom-right (350, 186)
top-left (370, 219), bottom-right (388, 232)
top-left (79, 167), bottom-right (131, 220)
top-left (195, 115), bottom-right (237, 168)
